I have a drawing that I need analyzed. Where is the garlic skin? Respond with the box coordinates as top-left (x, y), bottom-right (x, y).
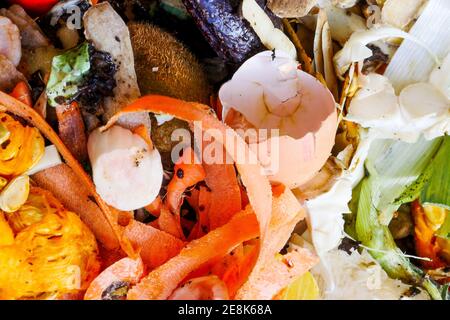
top-left (88, 125), bottom-right (163, 211)
top-left (219, 50), bottom-right (337, 188)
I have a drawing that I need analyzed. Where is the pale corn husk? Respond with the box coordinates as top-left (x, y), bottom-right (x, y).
top-left (322, 21), bottom-right (338, 100)
top-left (313, 9), bottom-right (327, 75)
top-left (323, 3), bottom-right (367, 45)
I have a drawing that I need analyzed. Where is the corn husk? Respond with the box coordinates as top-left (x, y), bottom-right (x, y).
top-left (321, 21), bottom-right (338, 100)
top-left (313, 9), bottom-right (327, 75)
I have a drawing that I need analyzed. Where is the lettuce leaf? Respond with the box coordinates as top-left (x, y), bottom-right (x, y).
top-left (420, 135), bottom-right (450, 209)
top-left (46, 43), bottom-right (91, 107)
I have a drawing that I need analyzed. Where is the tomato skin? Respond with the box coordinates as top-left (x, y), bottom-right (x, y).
top-left (7, 0), bottom-right (59, 16)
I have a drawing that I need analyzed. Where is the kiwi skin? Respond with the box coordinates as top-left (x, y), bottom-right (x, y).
top-left (128, 22), bottom-right (211, 104)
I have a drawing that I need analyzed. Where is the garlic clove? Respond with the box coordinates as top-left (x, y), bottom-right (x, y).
top-left (88, 125), bottom-right (163, 211)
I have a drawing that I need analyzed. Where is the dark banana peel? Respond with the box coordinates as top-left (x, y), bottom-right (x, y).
top-left (181, 0), bottom-right (264, 64)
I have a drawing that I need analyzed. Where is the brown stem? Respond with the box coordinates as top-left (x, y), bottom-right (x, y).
top-left (282, 18), bottom-right (313, 74)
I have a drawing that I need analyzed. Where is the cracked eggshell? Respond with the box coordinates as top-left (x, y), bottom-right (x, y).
top-left (88, 125), bottom-right (163, 211)
top-left (219, 51), bottom-right (337, 188)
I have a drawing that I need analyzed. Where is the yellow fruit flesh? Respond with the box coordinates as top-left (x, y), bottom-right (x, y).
top-left (0, 188), bottom-right (100, 300)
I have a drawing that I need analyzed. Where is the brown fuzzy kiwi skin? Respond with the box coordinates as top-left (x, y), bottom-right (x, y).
top-left (128, 22), bottom-right (211, 104)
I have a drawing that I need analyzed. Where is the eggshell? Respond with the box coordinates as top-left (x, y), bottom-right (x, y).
top-left (219, 51), bottom-right (337, 188)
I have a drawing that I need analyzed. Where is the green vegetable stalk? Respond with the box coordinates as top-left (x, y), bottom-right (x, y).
top-left (352, 136), bottom-right (447, 300)
top-left (420, 136), bottom-right (450, 210)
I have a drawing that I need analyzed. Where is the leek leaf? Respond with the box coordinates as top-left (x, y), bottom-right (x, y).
top-left (354, 137), bottom-right (445, 300)
top-left (420, 136), bottom-right (450, 209)
top-left (364, 137), bottom-right (442, 225)
top-left (394, 165), bottom-right (434, 207)
top-left (440, 284), bottom-right (450, 300)
top-left (344, 180), bottom-right (363, 240)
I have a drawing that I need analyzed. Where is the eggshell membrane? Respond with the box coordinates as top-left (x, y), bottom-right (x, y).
top-left (220, 53), bottom-right (337, 189)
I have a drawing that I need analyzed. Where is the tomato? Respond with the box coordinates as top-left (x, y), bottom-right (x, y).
top-left (7, 0), bottom-right (59, 16)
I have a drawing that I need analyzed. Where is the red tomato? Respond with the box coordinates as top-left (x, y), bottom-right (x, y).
top-left (7, 0), bottom-right (59, 16)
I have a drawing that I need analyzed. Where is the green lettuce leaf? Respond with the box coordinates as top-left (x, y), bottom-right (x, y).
top-left (420, 135), bottom-right (450, 210)
top-left (46, 42), bottom-right (91, 107)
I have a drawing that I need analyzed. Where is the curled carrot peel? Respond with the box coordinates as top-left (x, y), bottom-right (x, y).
top-left (104, 95), bottom-right (317, 299)
top-left (166, 147), bottom-right (206, 213)
top-left (185, 186), bottom-right (210, 240)
top-left (145, 196), bottom-right (162, 217)
top-left (205, 242), bottom-right (259, 299)
top-left (127, 207), bottom-right (259, 300)
top-left (103, 95), bottom-right (272, 242)
top-left (202, 141), bottom-right (241, 230)
top-left (157, 206), bottom-right (185, 240)
top-left (84, 257), bottom-right (145, 300)
top-left (123, 219), bottom-right (185, 270)
top-left (0, 90), bottom-right (131, 256)
top-left (235, 188), bottom-right (314, 300)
